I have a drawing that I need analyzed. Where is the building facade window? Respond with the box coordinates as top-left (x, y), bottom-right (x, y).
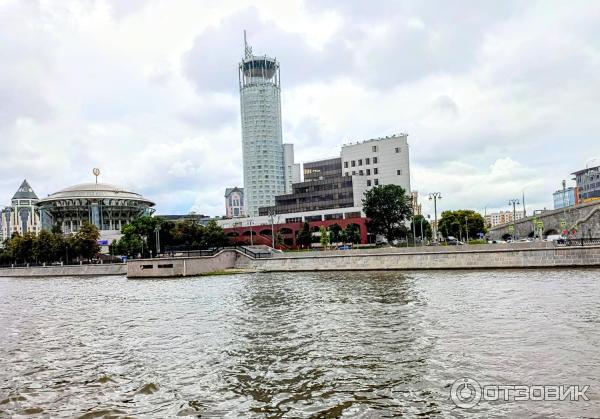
top-left (365, 158), bottom-right (370, 165)
top-left (372, 145), bottom-right (377, 152)
top-left (344, 161), bottom-right (348, 168)
top-left (374, 179), bottom-right (379, 185)
top-left (373, 157), bottom-right (378, 164)
top-left (374, 168), bottom-right (379, 175)
top-left (351, 160), bottom-right (356, 167)
top-left (397, 169), bottom-right (402, 175)
top-left (358, 159), bottom-right (363, 166)
top-left (366, 169), bottom-right (371, 175)
top-left (367, 180), bottom-right (371, 186)
top-left (395, 147), bottom-right (400, 153)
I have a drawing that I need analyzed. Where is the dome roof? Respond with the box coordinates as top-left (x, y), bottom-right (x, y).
top-left (38, 182), bottom-right (154, 205)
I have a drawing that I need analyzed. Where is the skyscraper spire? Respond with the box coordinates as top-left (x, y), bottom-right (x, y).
top-left (243, 29), bottom-right (252, 58)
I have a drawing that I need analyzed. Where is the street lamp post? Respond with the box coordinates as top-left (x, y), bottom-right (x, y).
top-left (248, 220), bottom-right (254, 246)
top-left (428, 193), bottom-right (442, 242)
top-left (155, 225), bottom-right (161, 256)
top-left (508, 198), bottom-right (520, 239)
top-left (420, 217), bottom-right (425, 246)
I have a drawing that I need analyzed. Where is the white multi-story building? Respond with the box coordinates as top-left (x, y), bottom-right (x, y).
top-left (484, 210), bottom-right (525, 228)
top-left (239, 34), bottom-right (287, 216)
top-left (0, 180), bottom-right (41, 240)
top-left (341, 134), bottom-right (411, 200)
top-left (283, 143), bottom-right (301, 194)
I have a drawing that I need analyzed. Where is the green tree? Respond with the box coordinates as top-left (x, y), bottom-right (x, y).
top-left (438, 210), bottom-right (486, 241)
top-left (411, 215), bottom-right (432, 241)
top-left (319, 226), bottom-right (330, 249)
top-left (113, 224), bottom-right (144, 257)
top-left (33, 230), bottom-right (56, 264)
top-left (71, 222), bottom-right (100, 260)
top-left (296, 222), bottom-right (312, 248)
top-left (328, 223), bottom-right (343, 243)
top-left (172, 219), bottom-right (204, 247)
top-left (344, 224), bottom-right (362, 244)
top-left (202, 220), bottom-right (229, 248)
top-left (362, 185), bottom-right (412, 244)
top-left (8, 232), bottom-right (36, 264)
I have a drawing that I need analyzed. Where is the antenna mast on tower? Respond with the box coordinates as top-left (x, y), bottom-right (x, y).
top-left (243, 29), bottom-right (252, 58)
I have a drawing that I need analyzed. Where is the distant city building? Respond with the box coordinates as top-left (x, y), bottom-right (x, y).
top-left (553, 186), bottom-right (578, 209)
top-left (485, 210), bottom-right (525, 228)
top-left (283, 143), bottom-right (301, 194)
top-left (240, 33), bottom-right (300, 216)
top-left (341, 134), bottom-right (411, 200)
top-left (411, 191), bottom-right (422, 216)
top-left (37, 182), bottom-right (154, 240)
top-left (572, 165), bottom-right (600, 203)
top-left (0, 180), bottom-right (41, 240)
top-left (224, 187), bottom-right (245, 218)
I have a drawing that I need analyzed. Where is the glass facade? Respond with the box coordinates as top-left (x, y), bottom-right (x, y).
top-left (239, 51), bottom-right (285, 216)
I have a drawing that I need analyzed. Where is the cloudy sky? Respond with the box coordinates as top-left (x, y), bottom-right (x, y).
top-left (1, 0), bottom-right (599, 217)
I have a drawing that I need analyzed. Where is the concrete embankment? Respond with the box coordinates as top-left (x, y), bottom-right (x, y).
top-left (126, 244), bottom-right (600, 278)
top-left (127, 250), bottom-right (238, 278)
top-left (0, 264), bottom-right (126, 277)
top-left (236, 245), bottom-right (600, 272)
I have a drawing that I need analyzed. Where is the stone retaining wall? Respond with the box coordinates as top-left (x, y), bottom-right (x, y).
top-left (0, 264), bottom-right (126, 277)
top-left (235, 245), bottom-right (600, 271)
top-left (127, 250), bottom-right (238, 278)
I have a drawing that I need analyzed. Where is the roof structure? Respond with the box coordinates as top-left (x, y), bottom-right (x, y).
top-left (225, 187), bottom-right (244, 197)
top-left (38, 182), bottom-right (154, 205)
top-left (12, 179), bottom-right (38, 200)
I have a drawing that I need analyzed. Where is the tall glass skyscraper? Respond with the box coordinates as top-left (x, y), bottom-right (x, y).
top-left (239, 33), bottom-right (285, 216)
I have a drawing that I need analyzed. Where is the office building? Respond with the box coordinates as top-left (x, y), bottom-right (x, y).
top-left (484, 210), bottom-right (525, 228)
top-left (341, 134), bottom-right (411, 200)
top-left (224, 187), bottom-right (245, 218)
top-left (239, 34), bottom-right (286, 216)
top-left (553, 186), bottom-right (578, 209)
top-left (572, 165), bottom-right (600, 203)
top-left (283, 143), bottom-right (301, 194)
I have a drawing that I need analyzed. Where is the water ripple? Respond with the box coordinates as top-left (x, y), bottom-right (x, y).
top-left (0, 269), bottom-right (599, 417)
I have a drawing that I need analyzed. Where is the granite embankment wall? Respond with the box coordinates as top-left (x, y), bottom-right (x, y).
top-left (0, 264), bottom-right (126, 277)
top-left (236, 245), bottom-right (600, 271)
top-left (127, 250), bottom-right (238, 278)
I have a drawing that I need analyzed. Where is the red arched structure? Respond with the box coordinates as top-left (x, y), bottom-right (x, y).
top-left (224, 216), bottom-right (368, 248)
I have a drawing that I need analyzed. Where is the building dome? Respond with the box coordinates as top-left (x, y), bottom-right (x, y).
top-left (37, 181), bottom-right (155, 234)
top-left (43, 182), bottom-right (153, 204)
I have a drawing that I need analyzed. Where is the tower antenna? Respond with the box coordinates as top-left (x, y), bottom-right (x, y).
top-left (243, 29), bottom-right (252, 58)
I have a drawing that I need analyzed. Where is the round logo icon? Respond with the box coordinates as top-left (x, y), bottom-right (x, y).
top-left (450, 377), bottom-right (482, 408)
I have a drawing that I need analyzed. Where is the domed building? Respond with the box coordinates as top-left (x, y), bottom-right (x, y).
top-left (37, 182), bottom-right (155, 235)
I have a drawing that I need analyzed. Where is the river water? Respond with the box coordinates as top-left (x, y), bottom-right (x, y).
top-left (1, 270), bottom-right (599, 418)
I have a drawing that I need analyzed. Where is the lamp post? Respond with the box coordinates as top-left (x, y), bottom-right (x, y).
top-left (155, 225), bottom-right (161, 256)
top-left (429, 193), bottom-right (442, 242)
top-left (248, 220), bottom-right (254, 246)
top-left (508, 198), bottom-right (520, 239)
top-left (562, 179), bottom-right (567, 236)
top-left (420, 217), bottom-right (425, 246)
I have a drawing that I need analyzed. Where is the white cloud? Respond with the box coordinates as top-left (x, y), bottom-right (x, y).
top-left (0, 0), bottom-right (599, 217)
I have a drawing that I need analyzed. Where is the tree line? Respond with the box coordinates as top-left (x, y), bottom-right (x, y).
top-left (111, 216), bottom-right (230, 257)
top-left (0, 223), bottom-right (100, 266)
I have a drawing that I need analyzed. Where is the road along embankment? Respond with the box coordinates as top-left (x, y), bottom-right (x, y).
top-left (0, 264), bottom-right (126, 277)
